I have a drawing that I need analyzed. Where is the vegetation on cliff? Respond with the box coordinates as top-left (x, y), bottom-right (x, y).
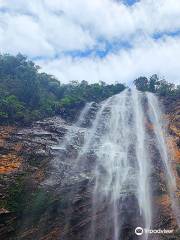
top-left (134, 74), bottom-right (180, 96)
top-left (0, 53), bottom-right (126, 124)
top-left (0, 54), bottom-right (179, 125)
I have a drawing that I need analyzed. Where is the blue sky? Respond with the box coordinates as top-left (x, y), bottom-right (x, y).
top-left (0, 0), bottom-right (180, 84)
top-left (123, 0), bottom-right (139, 6)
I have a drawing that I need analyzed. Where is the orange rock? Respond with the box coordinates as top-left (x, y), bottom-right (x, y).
top-left (154, 194), bottom-right (177, 229)
top-left (34, 169), bottom-right (45, 183)
top-left (0, 153), bottom-right (22, 174)
top-left (0, 126), bottom-right (23, 174)
top-left (13, 143), bottom-right (23, 152)
top-left (0, 126), bottom-right (15, 147)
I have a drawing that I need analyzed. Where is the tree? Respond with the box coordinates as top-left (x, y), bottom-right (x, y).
top-left (133, 77), bottom-right (149, 91)
top-left (149, 74), bottom-right (159, 92)
top-left (0, 95), bottom-right (24, 123)
top-left (0, 53), bottom-right (126, 125)
top-left (0, 53), bottom-right (40, 108)
top-left (174, 85), bottom-right (180, 96)
top-left (156, 80), bottom-right (175, 96)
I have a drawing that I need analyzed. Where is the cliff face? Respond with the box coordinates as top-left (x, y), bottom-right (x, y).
top-left (0, 96), bottom-right (179, 240)
top-left (161, 96), bottom-right (180, 230)
top-left (0, 117), bottom-right (69, 239)
top-left (163, 96), bottom-right (180, 195)
top-left (0, 114), bottom-right (96, 240)
top-left (149, 96), bottom-right (180, 239)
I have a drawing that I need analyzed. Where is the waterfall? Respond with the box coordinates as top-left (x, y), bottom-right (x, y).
top-left (51, 89), bottom-right (178, 239)
top-left (60, 101), bottom-right (94, 149)
top-left (146, 92), bottom-right (180, 226)
top-left (76, 96), bottom-right (113, 162)
top-left (132, 89), bottom-right (151, 236)
top-left (46, 102), bottom-right (94, 185)
top-left (88, 89), bottom-right (152, 240)
top-left (146, 93), bottom-right (176, 188)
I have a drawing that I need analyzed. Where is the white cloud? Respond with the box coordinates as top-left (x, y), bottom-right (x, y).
top-left (43, 0), bottom-right (180, 40)
top-left (37, 35), bottom-right (180, 85)
top-left (40, 14), bottom-right (95, 52)
top-left (0, 0), bottom-right (95, 56)
top-left (1, 0), bottom-right (180, 54)
top-left (0, 13), bottom-right (54, 57)
top-left (0, 0), bottom-right (180, 84)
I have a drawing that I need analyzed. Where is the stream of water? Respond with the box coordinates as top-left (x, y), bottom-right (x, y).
top-left (54, 89), bottom-right (178, 240)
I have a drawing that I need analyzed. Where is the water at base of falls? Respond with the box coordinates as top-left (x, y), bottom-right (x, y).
top-left (53, 89), bottom-right (178, 240)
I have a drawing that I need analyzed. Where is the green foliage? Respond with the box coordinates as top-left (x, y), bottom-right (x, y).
top-left (28, 189), bottom-right (54, 223)
top-left (148, 74), bottom-right (159, 93)
top-left (0, 53), bottom-right (126, 125)
top-left (176, 163), bottom-right (180, 177)
top-left (0, 54), bottom-right (40, 108)
top-left (134, 74), bottom-right (180, 97)
top-left (133, 77), bottom-right (149, 91)
top-left (3, 173), bottom-right (53, 224)
top-left (0, 53), bottom-right (178, 126)
top-left (156, 80), bottom-right (176, 96)
top-left (5, 174), bottom-right (27, 213)
top-left (0, 95), bottom-right (25, 123)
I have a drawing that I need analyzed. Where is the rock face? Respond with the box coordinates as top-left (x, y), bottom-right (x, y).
top-left (160, 96), bottom-right (180, 235)
top-left (0, 109), bottom-right (98, 240)
top-left (0, 117), bottom-right (70, 239)
top-left (0, 96), bottom-right (179, 240)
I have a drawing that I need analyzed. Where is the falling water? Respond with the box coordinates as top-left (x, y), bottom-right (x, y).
top-left (59, 101), bottom-right (94, 149)
top-left (147, 92), bottom-right (180, 226)
top-left (51, 89), bottom-right (178, 239)
top-left (146, 93), bottom-right (176, 188)
top-left (76, 96), bottom-right (113, 162)
top-left (47, 102), bottom-right (94, 185)
top-left (132, 89), bottom-right (151, 236)
top-left (87, 89), bottom-right (152, 240)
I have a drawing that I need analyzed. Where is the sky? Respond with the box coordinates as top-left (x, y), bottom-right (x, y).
top-left (0, 0), bottom-right (180, 85)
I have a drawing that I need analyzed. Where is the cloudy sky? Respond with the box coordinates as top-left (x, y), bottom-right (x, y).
top-left (0, 0), bottom-right (180, 85)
